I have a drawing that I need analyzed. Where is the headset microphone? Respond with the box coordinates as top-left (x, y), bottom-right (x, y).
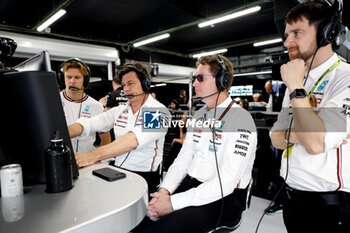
top-left (192, 91), bottom-right (219, 103)
top-left (125, 93), bottom-right (145, 99)
top-left (68, 86), bottom-right (84, 91)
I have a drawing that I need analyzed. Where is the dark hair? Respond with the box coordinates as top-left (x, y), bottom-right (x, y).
top-left (170, 99), bottom-right (179, 109)
top-left (116, 62), bottom-right (150, 83)
top-left (240, 99), bottom-right (249, 110)
top-left (285, 1), bottom-right (330, 29)
top-left (195, 55), bottom-right (234, 92)
top-left (113, 75), bottom-right (121, 85)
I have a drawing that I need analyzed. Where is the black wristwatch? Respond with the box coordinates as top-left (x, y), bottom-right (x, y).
top-left (289, 88), bottom-right (307, 100)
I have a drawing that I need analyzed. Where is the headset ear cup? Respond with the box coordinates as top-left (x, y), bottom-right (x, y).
top-left (324, 20), bottom-right (341, 45)
top-left (82, 61), bottom-right (91, 89)
top-left (216, 55), bottom-right (231, 92)
top-left (316, 0), bottom-right (342, 48)
top-left (216, 71), bottom-right (230, 92)
top-left (57, 71), bottom-right (65, 89)
top-left (83, 74), bottom-right (90, 89)
top-left (221, 72), bottom-right (231, 91)
top-left (317, 20), bottom-right (341, 47)
top-left (142, 76), bottom-right (151, 93)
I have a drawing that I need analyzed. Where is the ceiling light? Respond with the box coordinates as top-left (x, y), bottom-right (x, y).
top-left (133, 33), bottom-right (170, 47)
top-left (155, 83), bottom-right (167, 87)
top-left (235, 71), bottom-right (272, 77)
top-left (37, 9), bottom-right (66, 32)
top-left (198, 6), bottom-right (261, 28)
top-left (192, 48), bottom-right (228, 58)
top-left (253, 38), bottom-right (283, 47)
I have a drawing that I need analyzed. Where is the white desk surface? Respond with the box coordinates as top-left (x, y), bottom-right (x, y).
top-left (0, 163), bottom-right (148, 233)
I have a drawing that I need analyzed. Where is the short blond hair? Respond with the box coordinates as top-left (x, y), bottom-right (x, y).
top-left (62, 60), bottom-right (89, 77)
top-left (253, 93), bottom-right (261, 100)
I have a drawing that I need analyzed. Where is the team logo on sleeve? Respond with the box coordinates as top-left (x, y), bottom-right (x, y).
top-left (143, 110), bottom-right (161, 129)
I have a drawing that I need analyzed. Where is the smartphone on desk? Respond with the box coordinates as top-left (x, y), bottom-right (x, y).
top-left (92, 167), bottom-right (126, 182)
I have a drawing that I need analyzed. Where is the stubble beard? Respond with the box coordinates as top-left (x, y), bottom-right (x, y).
top-left (288, 44), bottom-right (317, 62)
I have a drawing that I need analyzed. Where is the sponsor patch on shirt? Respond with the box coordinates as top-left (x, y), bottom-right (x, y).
top-left (341, 104), bottom-right (350, 117)
top-left (233, 129), bottom-right (251, 157)
top-left (215, 133), bottom-right (222, 140)
top-left (316, 80), bottom-right (329, 91)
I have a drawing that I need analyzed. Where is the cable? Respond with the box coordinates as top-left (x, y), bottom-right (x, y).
top-left (211, 91), bottom-right (224, 232)
top-left (303, 46), bottom-right (320, 87)
top-left (254, 117), bottom-right (293, 233)
top-left (254, 48), bottom-right (319, 233)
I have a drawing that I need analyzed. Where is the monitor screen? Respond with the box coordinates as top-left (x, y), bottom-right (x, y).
top-left (228, 85), bottom-right (253, 96)
top-left (13, 51), bottom-right (52, 72)
top-left (0, 70), bottom-right (78, 185)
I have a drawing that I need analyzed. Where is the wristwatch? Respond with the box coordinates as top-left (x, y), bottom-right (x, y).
top-left (289, 88), bottom-right (307, 100)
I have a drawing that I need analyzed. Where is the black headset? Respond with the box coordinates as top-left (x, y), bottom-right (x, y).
top-left (123, 64), bottom-right (151, 93)
top-left (57, 58), bottom-right (91, 90)
top-left (316, 0), bottom-right (342, 48)
top-left (216, 55), bottom-right (231, 92)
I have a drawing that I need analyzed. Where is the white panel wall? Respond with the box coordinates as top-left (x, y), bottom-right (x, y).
top-left (0, 30), bottom-right (119, 65)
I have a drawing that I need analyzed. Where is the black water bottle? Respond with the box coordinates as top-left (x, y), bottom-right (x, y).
top-left (45, 131), bottom-right (73, 193)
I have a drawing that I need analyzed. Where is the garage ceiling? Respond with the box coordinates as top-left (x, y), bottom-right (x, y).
top-left (0, 0), bottom-right (348, 66)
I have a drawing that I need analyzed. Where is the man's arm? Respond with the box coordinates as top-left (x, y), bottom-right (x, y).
top-left (68, 123), bottom-right (84, 138)
top-left (290, 98), bottom-right (325, 154)
top-left (270, 128), bottom-right (299, 150)
top-left (75, 131), bottom-right (138, 168)
top-left (280, 59), bottom-right (326, 154)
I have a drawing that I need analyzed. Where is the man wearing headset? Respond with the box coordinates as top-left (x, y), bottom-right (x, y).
top-left (145, 55), bottom-right (257, 233)
top-left (270, 1), bottom-right (350, 232)
top-left (59, 59), bottom-right (111, 153)
top-left (68, 62), bottom-right (169, 193)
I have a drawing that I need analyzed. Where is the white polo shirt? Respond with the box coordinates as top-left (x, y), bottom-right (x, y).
top-left (76, 95), bottom-right (170, 172)
top-left (60, 91), bottom-right (104, 153)
top-left (161, 96), bottom-right (257, 211)
top-left (271, 53), bottom-right (350, 192)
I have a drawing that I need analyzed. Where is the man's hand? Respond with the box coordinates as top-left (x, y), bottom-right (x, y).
top-left (75, 152), bottom-right (98, 168)
top-left (148, 188), bottom-right (173, 219)
top-left (280, 58), bottom-right (305, 92)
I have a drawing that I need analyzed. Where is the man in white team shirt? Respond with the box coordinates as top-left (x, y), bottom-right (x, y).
top-left (68, 62), bottom-right (170, 194)
top-left (59, 58), bottom-right (111, 153)
top-left (270, 1), bottom-right (350, 232)
top-left (145, 55), bottom-right (257, 233)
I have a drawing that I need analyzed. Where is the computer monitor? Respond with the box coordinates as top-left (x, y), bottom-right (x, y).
top-left (13, 51), bottom-right (52, 72)
top-left (228, 85), bottom-right (253, 97)
top-left (0, 55), bottom-right (78, 185)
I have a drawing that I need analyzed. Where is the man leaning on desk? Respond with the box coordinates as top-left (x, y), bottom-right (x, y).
top-left (68, 62), bottom-right (170, 194)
